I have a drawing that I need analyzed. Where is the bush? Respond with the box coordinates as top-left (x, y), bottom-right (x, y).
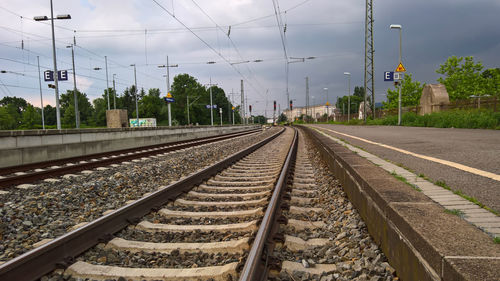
top-left (370, 109), bottom-right (499, 129)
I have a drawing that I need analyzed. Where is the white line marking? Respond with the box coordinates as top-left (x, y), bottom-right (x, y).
top-left (310, 126), bottom-right (500, 182)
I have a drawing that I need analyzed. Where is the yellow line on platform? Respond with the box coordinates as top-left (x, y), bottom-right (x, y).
top-left (310, 126), bottom-right (500, 182)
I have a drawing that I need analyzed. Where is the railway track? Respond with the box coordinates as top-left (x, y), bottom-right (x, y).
top-left (0, 127), bottom-right (293, 280)
top-left (0, 128), bottom-right (261, 188)
top-left (0, 126), bottom-right (396, 280)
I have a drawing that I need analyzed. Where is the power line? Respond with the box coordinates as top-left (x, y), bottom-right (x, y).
top-left (190, 0), bottom-right (266, 93)
top-left (151, 0), bottom-right (266, 99)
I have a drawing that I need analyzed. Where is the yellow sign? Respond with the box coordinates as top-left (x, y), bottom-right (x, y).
top-left (395, 62), bottom-right (406, 72)
top-left (231, 106), bottom-right (235, 110)
top-left (166, 92), bottom-right (173, 98)
top-left (325, 101), bottom-right (330, 106)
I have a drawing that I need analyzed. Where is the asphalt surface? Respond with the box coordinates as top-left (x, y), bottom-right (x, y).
top-left (310, 124), bottom-right (500, 213)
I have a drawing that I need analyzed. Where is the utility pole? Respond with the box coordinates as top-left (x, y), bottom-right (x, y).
top-left (112, 74), bottom-right (116, 109)
top-left (130, 64), bottom-right (139, 127)
top-left (105, 55), bottom-right (110, 110)
top-left (68, 44), bottom-right (80, 128)
top-left (158, 55), bottom-right (179, 127)
top-left (245, 96), bottom-right (248, 125)
top-left (187, 95), bottom-right (190, 125)
top-left (305, 77), bottom-right (309, 120)
top-left (240, 80), bottom-right (245, 125)
top-left (364, 0), bottom-right (375, 121)
top-left (219, 108), bottom-right (223, 126)
top-left (50, 1), bottom-right (60, 129)
top-left (37, 56), bottom-right (45, 130)
top-left (206, 78), bottom-right (218, 126)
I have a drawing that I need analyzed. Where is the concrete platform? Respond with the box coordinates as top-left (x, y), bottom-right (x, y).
top-left (302, 125), bottom-right (500, 281)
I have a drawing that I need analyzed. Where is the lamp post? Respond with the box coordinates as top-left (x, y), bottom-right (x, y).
top-left (36, 56), bottom-right (45, 129)
top-left (34, 1), bottom-right (71, 130)
top-left (158, 55), bottom-right (178, 127)
top-left (130, 64), bottom-right (139, 127)
top-left (66, 44), bottom-right (80, 128)
top-left (324, 88), bottom-right (329, 122)
top-left (390, 24), bottom-right (403, 125)
top-left (311, 96), bottom-right (315, 122)
top-left (112, 74), bottom-right (116, 109)
top-left (344, 72), bottom-right (351, 122)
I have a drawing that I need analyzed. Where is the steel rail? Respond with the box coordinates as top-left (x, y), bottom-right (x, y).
top-left (0, 128), bottom-right (261, 188)
top-left (239, 127), bottom-right (298, 281)
top-left (0, 128), bottom-right (261, 176)
top-left (0, 127), bottom-right (284, 281)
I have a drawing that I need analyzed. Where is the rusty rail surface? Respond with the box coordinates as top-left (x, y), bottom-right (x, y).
top-left (0, 128), bottom-right (284, 281)
top-left (239, 128), bottom-right (298, 281)
top-left (0, 128), bottom-right (261, 188)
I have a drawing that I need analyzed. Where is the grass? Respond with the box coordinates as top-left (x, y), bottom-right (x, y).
top-left (433, 180), bottom-right (499, 216)
top-left (390, 171), bottom-right (422, 192)
top-left (366, 109), bottom-right (500, 129)
top-left (309, 109), bottom-right (500, 129)
top-left (444, 209), bottom-right (465, 217)
top-left (494, 237), bottom-right (500, 244)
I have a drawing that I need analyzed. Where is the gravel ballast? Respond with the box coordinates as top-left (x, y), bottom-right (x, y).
top-left (0, 128), bottom-right (278, 262)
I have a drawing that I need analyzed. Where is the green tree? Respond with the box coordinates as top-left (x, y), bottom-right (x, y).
top-left (0, 96), bottom-right (28, 127)
top-left (0, 106), bottom-right (16, 129)
top-left (20, 104), bottom-right (41, 129)
top-left (277, 113), bottom-right (288, 123)
top-left (60, 90), bottom-right (94, 127)
top-left (91, 95), bottom-right (107, 127)
top-left (139, 88), bottom-right (168, 123)
top-left (384, 73), bottom-right (424, 109)
top-left (482, 68), bottom-right (500, 97)
top-left (436, 56), bottom-right (486, 100)
top-left (43, 105), bottom-right (57, 126)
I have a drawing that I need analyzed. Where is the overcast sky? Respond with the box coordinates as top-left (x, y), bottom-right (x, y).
top-left (1, 0), bottom-right (499, 116)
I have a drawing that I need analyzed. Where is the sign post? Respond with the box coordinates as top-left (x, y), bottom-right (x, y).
top-left (219, 107), bottom-right (223, 126)
top-left (164, 92), bottom-right (175, 127)
top-left (394, 62), bottom-right (406, 125)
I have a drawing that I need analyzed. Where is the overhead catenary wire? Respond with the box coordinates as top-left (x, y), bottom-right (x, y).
top-left (151, 0), bottom-right (267, 100)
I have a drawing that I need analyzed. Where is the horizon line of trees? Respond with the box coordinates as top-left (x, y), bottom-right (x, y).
top-left (332, 56), bottom-right (499, 113)
top-left (0, 73), bottom-right (273, 130)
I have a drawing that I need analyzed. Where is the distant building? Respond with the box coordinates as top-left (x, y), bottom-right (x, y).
top-left (283, 104), bottom-right (337, 121)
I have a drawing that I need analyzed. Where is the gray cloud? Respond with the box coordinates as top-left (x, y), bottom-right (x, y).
top-left (0, 0), bottom-right (498, 116)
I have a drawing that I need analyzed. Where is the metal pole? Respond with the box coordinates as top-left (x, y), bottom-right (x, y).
top-left (167, 56), bottom-right (172, 127)
top-left (187, 95), bottom-right (190, 125)
top-left (105, 56), bottom-right (110, 110)
top-left (305, 77), bottom-right (309, 120)
top-left (398, 28), bottom-right (402, 126)
top-left (348, 75), bottom-right (351, 122)
top-left (37, 56), bottom-right (45, 130)
top-left (232, 110), bottom-right (235, 125)
top-left (112, 74), bottom-right (116, 109)
top-left (219, 108), bottom-right (222, 126)
top-left (50, 0), bottom-right (61, 129)
top-left (241, 80), bottom-right (245, 125)
top-left (286, 62), bottom-right (289, 111)
top-left (133, 64), bottom-right (139, 127)
top-left (325, 88), bottom-right (329, 122)
top-left (70, 45), bottom-right (80, 128)
top-left (209, 77), bottom-right (213, 126)
top-left (398, 84), bottom-right (402, 126)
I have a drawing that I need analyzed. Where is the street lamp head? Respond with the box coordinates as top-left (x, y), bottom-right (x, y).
top-left (130, 64), bottom-right (135, 66)
top-left (56, 14), bottom-right (71, 19)
top-left (207, 61), bottom-right (216, 64)
top-left (93, 67), bottom-right (102, 70)
top-left (158, 65), bottom-right (166, 68)
top-left (34, 16), bottom-right (49, 21)
top-left (343, 72), bottom-right (351, 76)
top-left (390, 24), bottom-right (402, 29)
top-left (306, 56), bottom-right (316, 60)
